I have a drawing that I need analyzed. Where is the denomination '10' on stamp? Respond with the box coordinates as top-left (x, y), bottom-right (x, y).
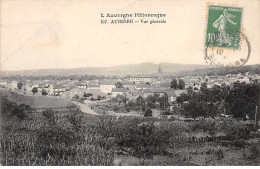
top-left (206, 5), bottom-right (243, 49)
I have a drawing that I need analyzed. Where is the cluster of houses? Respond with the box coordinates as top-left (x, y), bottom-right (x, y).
top-left (0, 71), bottom-right (259, 108)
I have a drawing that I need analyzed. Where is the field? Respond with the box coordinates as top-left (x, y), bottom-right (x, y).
top-left (0, 89), bottom-right (74, 109)
top-left (0, 91), bottom-right (259, 166)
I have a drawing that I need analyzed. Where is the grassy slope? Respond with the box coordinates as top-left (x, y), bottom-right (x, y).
top-left (0, 89), bottom-right (74, 109)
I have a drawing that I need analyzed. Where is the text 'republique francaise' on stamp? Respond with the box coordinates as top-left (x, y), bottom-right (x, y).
top-left (204, 4), bottom-right (251, 68)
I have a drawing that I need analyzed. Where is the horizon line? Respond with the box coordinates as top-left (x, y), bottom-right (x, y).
top-left (0, 62), bottom-right (214, 72)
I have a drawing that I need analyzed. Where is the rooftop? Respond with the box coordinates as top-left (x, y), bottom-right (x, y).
top-left (112, 88), bottom-right (128, 92)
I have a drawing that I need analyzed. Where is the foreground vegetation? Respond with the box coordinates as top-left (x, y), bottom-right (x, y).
top-left (0, 95), bottom-right (259, 165)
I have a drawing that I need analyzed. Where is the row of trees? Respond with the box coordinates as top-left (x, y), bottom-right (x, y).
top-left (32, 87), bottom-right (48, 96)
top-left (177, 82), bottom-right (259, 120)
top-left (126, 94), bottom-right (169, 111)
top-left (170, 79), bottom-right (185, 89)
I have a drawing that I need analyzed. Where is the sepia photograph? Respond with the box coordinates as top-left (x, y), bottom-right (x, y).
top-left (0, 0), bottom-right (260, 166)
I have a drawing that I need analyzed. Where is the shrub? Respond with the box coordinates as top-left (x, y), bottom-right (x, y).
top-left (36, 126), bottom-right (84, 158)
top-left (113, 105), bottom-right (120, 112)
top-left (42, 109), bottom-right (56, 125)
top-left (1, 97), bottom-right (32, 120)
top-left (162, 111), bottom-right (172, 115)
top-left (114, 118), bottom-right (171, 159)
top-left (246, 144), bottom-right (259, 160)
top-left (224, 121), bottom-right (251, 140)
top-left (144, 109), bottom-right (152, 117)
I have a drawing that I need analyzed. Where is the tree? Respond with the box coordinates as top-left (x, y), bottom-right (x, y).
top-left (97, 95), bottom-right (102, 100)
top-left (177, 93), bottom-right (189, 103)
top-left (158, 94), bottom-right (168, 110)
top-left (182, 95), bottom-right (208, 119)
top-left (73, 94), bottom-right (79, 100)
top-left (146, 95), bottom-right (157, 108)
top-left (114, 119), bottom-right (171, 159)
top-left (226, 82), bottom-right (259, 119)
top-left (115, 82), bottom-right (123, 88)
top-left (170, 79), bottom-right (178, 89)
top-left (200, 82), bottom-right (208, 91)
top-left (178, 79), bottom-right (185, 89)
top-left (146, 82), bottom-right (151, 86)
top-left (136, 96), bottom-right (145, 106)
top-left (42, 89), bottom-right (48, 96)
top-left (18, 82), bottom-right (23, 90)
top-left (32, 87), bottom-right (38, 95)
top-left (144, 108), bottom-right (153, 117)
top-left (136, 96), bottom-right (145, 111)
top-left (187, 86), bottom-right (194, 96)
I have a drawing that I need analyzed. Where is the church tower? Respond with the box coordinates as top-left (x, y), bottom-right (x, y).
top-left (158, 65), bottom-right (162, 74)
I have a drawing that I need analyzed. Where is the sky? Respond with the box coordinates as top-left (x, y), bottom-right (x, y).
top-left (1, 0), bottom-right (260, 71)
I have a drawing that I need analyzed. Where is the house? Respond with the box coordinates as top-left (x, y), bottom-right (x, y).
top-left (60, 87), bottom-right (86, 100)
top-left (185, 82), bottom-right (194, 89)
top-left (121, 81), bottom-right (135, 90)
top-left (48, 84), bottom-right (54, 95)
top-left (193, 83), bottom-right (201, 90)
top-left (111, 88), bottom-right (128, 97)
top-left (159, 82), bottom-right (170, 88)
top-left (165, 90), bottom-right (177, 103)
top-left (128, 89), bottom-right (143, 100)
top-left (207, 82), bottom-right (214, 88)
top-left (9, 80), bottom-right (18, 89)
top-left (76, 83), bottom-right (86, 89)
top-left (53, 84), bottom-right (66, 96)
top-left (144, 88), bottom-right (177, 104)
top-left (100, 81), bottom-right (116, 93)
top-left (142, 89), bottom-right (154, 98)
top-left (174, 89), bottom-right (187, 97)
top-left (237, 77), bottom-right (250, 83)
top-left (152, 88), bottom-right (168, 97)
top-left (24, 84), bottom-right (32, 94)
top-left (128, 76), bottom-right (152, 84)
top-left (87, 84), bottom-right (100, 90)
top-left (135, 83), bottom-right (150, 90)
top-left (0, 80), bottom-right (8, 87)
top-left (37, 84), bottom-right (48, 93)
top-left (84, 89), bottom-right (106, 100)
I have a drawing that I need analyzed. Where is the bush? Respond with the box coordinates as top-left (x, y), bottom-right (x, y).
top-left (1, 97), bottom-right (32, 120)
top-left (246, 144), bottom-right (259, 160)
top-left (162, 111), bottom-right (172, 115)
top-left (42, 109), bottom-right (56, 125)
top-left (224, 121), bottom-right (251, 140)
top-left (189, 120), bottom-right (218, 137)
top-left (36, 125), bottom-right (85, 159)
top-left (114, 118), bottom-right (171, 159)
top-left (113, 105), bottom-right (120, 112)
top-left (144, 109), bottom-right (152, 117)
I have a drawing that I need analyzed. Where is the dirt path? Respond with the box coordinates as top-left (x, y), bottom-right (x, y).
top-left (71, 101), bottom-right (99, 115)
top-left (71, 101), bottom-right (141, 117)
top-left (105, 111), bottom-right (140, 117)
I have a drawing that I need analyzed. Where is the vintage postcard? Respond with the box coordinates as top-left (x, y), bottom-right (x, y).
top-left (0, 0), bottom-right (260, 166)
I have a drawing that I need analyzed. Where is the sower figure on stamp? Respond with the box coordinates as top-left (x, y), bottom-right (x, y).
top-left (213, 9), bottom-right (237, 46)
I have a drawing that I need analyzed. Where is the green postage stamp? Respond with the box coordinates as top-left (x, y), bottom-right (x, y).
top-left (205, 5), bottom-right (243, 49)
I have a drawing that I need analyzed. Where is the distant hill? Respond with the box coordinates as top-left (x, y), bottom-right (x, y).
top-left (0, 62), bottom-right (214, 76)
top-left (178, 64), bottom-right (260, 76)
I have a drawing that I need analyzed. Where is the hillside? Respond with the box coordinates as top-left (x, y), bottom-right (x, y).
top-left (0, 89), bottom-right (74, 109)
top-left (0, 62), bottom-right (214, 76)
top-left (178, 64), bottom-right (260, 76)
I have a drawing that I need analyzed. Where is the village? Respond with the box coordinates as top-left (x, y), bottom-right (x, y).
top-left (1, 66), bottom-right (259, 118)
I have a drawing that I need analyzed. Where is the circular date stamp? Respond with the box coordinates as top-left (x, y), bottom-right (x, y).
top-left (204, 30), bottom-right (251, 68)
